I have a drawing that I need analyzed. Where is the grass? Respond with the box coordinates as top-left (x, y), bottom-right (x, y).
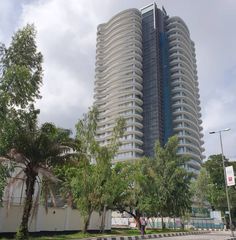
top-left (0, 228), bottom-right (188, 240)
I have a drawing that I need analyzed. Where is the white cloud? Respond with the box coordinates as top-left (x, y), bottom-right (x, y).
top-left (0, 1), bottom-right (19, 43)
top-left (17, 0), bottom-right (101, 129)
top-left (202, 73), bottom-right (236, 159)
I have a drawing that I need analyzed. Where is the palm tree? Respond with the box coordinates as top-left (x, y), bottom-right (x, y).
top-left (0, 120), bottom-right (74, 240)
top-left (0, 24), bottom-right (75, 239)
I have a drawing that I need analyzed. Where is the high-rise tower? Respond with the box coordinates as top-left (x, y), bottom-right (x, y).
top-left (94, 9), bottom-right (144, 162)
top-left (141, 4), bottom-right (172, 157)
top-left (94, 3), bottom-right (204, 173)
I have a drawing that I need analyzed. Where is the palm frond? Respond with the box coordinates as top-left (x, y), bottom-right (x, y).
top-left (8, 148), bottom-right (28, 165)
top-left (59, 145), bottom-right (72, 152)
top-left (5, 169), bottom-right (25, 214)
top-left (36, 166), bottom-right (60, 182)
top-left (0, 157), bottom-right (11, 163)
top-left (67, 192), bottom-right (73, 208)
top-left (49, 188), bottom-right (57, 208)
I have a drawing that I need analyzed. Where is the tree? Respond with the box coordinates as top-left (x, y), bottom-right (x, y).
top-left (0, 25), bottom-right (75, 240)
top-left (148, 136), bottom-right (192, 228)
top-left (106, 136), bottom-right (192, 231)
top-left (70, 159), bottom-right (97, 233)
top-left (58, 107), bottom-right (125, 233)
top-left (0, 121), bottom-right (73, 240)
top-left (0, 24), bottom-right (42, 114)
top-left (0, 24), bottom-right (43, 156)
top-left (168, 167), bottom-right (192, 229)
top-left (203, 155), bottom-right (236, 217)
top-left (204, 155), bottom-right (225, 189)
top-left (107, 160), bottom-right (144, 230)
top-left (190, 168), bottom-right (212, 215)
top-left (0, 24), bottom-right (43, 239)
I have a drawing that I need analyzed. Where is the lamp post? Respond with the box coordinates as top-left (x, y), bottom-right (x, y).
top-left (209, 128), bottom-right (234, 236)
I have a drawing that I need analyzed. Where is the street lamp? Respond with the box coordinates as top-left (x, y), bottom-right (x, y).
top-left (209, 128), bottom-right (234, 237)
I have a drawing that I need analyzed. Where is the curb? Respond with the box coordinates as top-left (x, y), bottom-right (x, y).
top-left (83, 231), bottom-right (210, 240)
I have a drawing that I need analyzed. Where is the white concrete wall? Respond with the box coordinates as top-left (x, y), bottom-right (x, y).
top-left (0, 170), bottom-right (111, 233)
top-left (0, 204), bottom-right (111, 233)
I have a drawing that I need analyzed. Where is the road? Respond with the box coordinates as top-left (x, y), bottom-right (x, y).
top-left (151, 231), bottom-right (236, 240)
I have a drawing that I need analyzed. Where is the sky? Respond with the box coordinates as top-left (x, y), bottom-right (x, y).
top-left (0, 0), bottom-right (236, 160)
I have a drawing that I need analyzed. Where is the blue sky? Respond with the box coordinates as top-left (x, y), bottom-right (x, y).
top-left (1, 0), bottom-right (236, 160)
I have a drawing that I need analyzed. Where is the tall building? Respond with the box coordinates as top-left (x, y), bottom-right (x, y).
top-left (94, 3), bottom-right (204, 173)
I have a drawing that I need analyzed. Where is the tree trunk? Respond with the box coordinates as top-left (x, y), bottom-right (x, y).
top-left (16, 168), bottom-right (37, 240)
top-left (100, 205), bottom-right (107, 233)
top-left (181, 220), bottom-right (185, 230)
top-left (134, 216), bottom-right (141, 230)
top-left (67, 192), bottom-right (73, 208)
top-left (122, 209), bottom-right (141, 230)
top-left (161, 216), bottom-right (166, 230)
top-left (150, 217), bottom-right (155, 228)
top-left (82, 211), bottom-right (92, 233)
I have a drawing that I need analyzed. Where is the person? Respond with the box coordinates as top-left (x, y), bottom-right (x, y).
top-left (140, 217), bottom-right (147, 236)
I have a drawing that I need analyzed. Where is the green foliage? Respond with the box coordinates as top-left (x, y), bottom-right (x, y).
top-left (0, 24), bottom-right (42, 156)
top-left (0, 22), bottom-right (44, 158)
top-left (0, 105), bottom-right (39, 155)
top-left (0, 24), bottom-right (75, 240)
top-left (0, 165), bottom-right (9, 205)
top-left (146, 136), bottom-right (192, 218)
top-left (75, 107), bottom-right (99, 156)
top-left (16, 225), bottom-right (29, 240)
top-left (203, 155), bottom-right (225, 189)
top-left (8, 121), bottom-right (73, 240)
top-left (57, 106), bottom-right (125, 232)
top-left (75, 106), bottom-right (125, 162)
top-left (0, 24), bottom-right (42, 109)
top-left (70, 160), bottom-right (97, 227)
top-left (107, 136), bottom-right (192, 229)
top-left (201, 154), bottom-right (236, 215)
top-left (191, 168), bottom-right (210, 209)
top-left (108, 161), bottom-right (141, 213)
top-left (0, 23), bottom-right (43, 219)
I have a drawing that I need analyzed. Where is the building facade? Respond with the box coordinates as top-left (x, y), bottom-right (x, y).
top-left (94, 3), bottom-right (204, 173)
top-left (94, 9), bottom-right (144, 162)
